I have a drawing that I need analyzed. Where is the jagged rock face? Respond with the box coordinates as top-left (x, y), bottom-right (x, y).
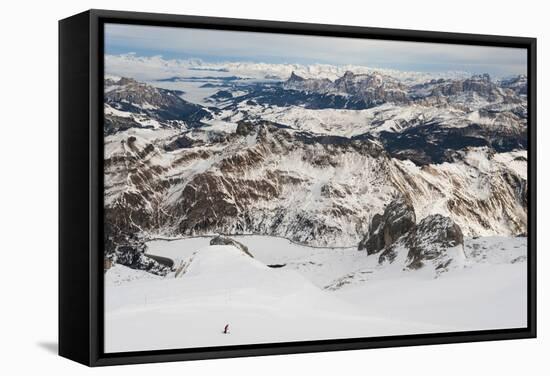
top-left (105, 121), bottom-right (394, 247)
top-left (159, 123), bottom-right (390, 246)
top-left (387, 148), bottom-right (527, 238)
top-left (358, 197), bottom-right (416, 254)
top-left (104, 123), bottom-right (527, 248)
top-left (333, 71), bottom-right (408, 105)
top-left (365, 201), bottom-right (465, 272)
top-left (409, 74), bottom-right (521, 108)
top-left (115, 244), bottom-right (171, 276)
top-left (283, 71), bottom-right (408, 107)
top-left (106, 232), bottom-right (171, 276)
top-left (406, 214), bottom-right (464, 270)
top-left (287, 71), bottom-right (305, 83)
top-left (430, 74), bottom-right (499, 97)
top-left (285, 71), bottom-right (333, 92)
top-left (276, 72), bottom-right (526, 112)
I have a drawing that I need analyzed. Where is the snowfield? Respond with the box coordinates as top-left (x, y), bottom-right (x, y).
top-left (104, 235), bottom-right (527, 353)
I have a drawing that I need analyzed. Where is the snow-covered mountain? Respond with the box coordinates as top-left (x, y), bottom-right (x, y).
top-left (284, 70), bottom-right (409, 107)
top-left (499, 74), bottom-right (528, 95)
top-left (102, 70), bottom-right (528, 273)
top-left (104, 77), bottom-right (212, 134)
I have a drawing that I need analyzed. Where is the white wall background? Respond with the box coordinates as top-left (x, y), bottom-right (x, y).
top-left (0, 0), bottom-right (546, 374)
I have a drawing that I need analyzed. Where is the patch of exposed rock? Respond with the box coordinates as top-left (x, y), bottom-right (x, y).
top-left (164, 135), bottom-right (199, 151)
top-left (406, 214), bottom-right (464, 270)
top-left (114, 239), bottom-right (172, 276)
top-left (358, 196), bottom-right (416, 255)
top-left (104, 77), bottom-right (211, 130)
top-left (236, 120), bottom-right (255, 136)
top-left (359, 197), bottom-right (465, 272)
top-left (210, 235), bottom-right (254, 258)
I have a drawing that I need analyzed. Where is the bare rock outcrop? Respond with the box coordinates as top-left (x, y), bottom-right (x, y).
top-left (359, 197), bottom-right (465, 272)
top-left (358, 197), bottom-right (416, 255)
top-left (114, 239), bottom-right (172, 276)
top-left (210, 235), bottom-right (254, 258)
top-left (406, 214), bottom-right (464, 270)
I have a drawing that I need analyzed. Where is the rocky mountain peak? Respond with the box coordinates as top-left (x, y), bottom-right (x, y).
top-left (406, 214), bottom-right (464, 270)
top-left (428, 74), bottom-right (501, 98)
top-left (104, 77), bottom-right (211, 134)
top-left (359, 197), bottom-right (465, 273)
top-left (472, 73), bottom-right (491, 82)
top-left (283, 72), bottom-right (333, 92)
top-left (288, 71), bottom-right (305, 82)
top-left (342, 70), bottom-right (355, 78)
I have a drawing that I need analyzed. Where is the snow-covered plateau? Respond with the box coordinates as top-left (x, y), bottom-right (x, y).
top-left (104, 235), bottom-right (527, 353)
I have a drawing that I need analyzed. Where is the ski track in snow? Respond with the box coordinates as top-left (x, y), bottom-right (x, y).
top-left (104, 235), bottom-right (527, 353)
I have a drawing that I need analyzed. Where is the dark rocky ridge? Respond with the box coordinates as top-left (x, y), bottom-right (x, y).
top-left (104, 115), bottom-right (145, 136)
top-left (360, 197), bottom-right (465, 271)
top-left (104, 77), bottom-right (212, 133)
top-left (104, 230), bottom-right (171, 276)
top-left (379, 122), bottom-right (527, 165)
top-left (406, 214), bottom-right (464, 270)
top-left (358, 196), bottom-right (416, 255)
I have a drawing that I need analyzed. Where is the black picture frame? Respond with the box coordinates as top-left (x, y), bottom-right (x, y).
top-left (59, 9), bottom-right (537, 367)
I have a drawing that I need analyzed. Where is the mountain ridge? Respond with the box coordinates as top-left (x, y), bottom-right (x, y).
top-left (102, 72), bottom-right (528, 271)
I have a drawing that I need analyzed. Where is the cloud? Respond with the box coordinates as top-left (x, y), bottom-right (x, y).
top-left (105, 23), bottom-right (527, 77)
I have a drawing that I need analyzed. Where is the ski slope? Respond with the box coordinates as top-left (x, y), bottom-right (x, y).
top-left (104, 235), bottom-right (527, 353)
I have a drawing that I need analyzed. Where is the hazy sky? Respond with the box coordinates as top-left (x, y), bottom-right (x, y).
top-left (105, 23), bottom-right (527, 77)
